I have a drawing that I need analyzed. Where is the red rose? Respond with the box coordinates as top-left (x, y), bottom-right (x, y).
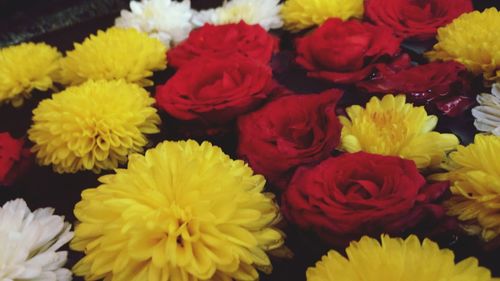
top-left (357, 61), bottom-right (473, 116)
top-left (237, 90), bottom-right (343, 190)
top-left (0, 132), bottom-right (31, 186)
top-left (296, 18), bottom-right (408, 84)
top-left (168, 21), bottom-right (279, 68)
top-left (366, 0), bottom-right (473, 41)
top-left (282, 152), bottom-right (449, 246)
top-left (156, 55), bottom-right (275, 125)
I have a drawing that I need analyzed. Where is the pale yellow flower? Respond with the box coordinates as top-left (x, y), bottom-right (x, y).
top-left (307, 235), bottom-right (499, 281)
top-left (281, 0), bottom-right (364, 32)
top-left (432, 134), bottom-right (500, 241)
top-left (339, 94), bottom-right (459, 169)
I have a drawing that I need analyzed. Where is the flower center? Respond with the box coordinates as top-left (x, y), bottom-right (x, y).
top-left (368, 111), bottom-right (408, 151)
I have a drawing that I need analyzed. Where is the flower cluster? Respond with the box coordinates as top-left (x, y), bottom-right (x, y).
top-left (1, 1), bottom-right (500, 281)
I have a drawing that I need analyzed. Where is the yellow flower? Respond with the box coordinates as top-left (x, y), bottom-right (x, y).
top-left (339, 95), bottom-right (459, 169)
top-left (426, 8), bottom-right (500, 82)
top-left (28, 80), bottom-right (160, 174)
top-left (59, 27), bottom-right (167, 86)
top-left (71, 140), bottom-right (284, 281)
top-left (307, 235), bottom-right (499, 281)
top-left (280, 0), bottom-right (364, 32)
top-left (0, 42), bottom-right (61, 107)
top-left (432, 134), bottom-right (500, 241)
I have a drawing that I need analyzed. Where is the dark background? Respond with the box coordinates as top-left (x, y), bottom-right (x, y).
top-left (0, 0), bottom-right (499, 280)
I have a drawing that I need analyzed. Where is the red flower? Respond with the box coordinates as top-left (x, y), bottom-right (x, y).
top-left (168, 21), bottom-right (279, 68)
top-left (237, 90), bottom-right (343, 190)
top-left (282, 152), bottom-right (449, 246)
top-left (296, 18), bottom-right (408, 84)
top-left (0, 132), bottom-right (31, 186)
top-left (156, 55), bottom-right (275, 125)
top-left (365, 0), bottom-right (473, 41)
top-left (357, 61), bottom-right (473, 116)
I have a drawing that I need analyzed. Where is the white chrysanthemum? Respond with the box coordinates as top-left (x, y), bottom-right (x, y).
top-left (115, 0), bottom-right (195, 46)
top-left (0, 199), bottom-right (73, 281)
top-left (472, 83), bottom-right (500, 135)
top-left (193, 0), bottom-right (283, 31)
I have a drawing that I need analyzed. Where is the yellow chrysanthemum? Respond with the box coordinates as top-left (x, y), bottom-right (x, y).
top-left (280, 0), bottom-right (364, 32)
top-left (426, 8), bottom-right (500, 82)
top-left (28, 79), bottom-right (160, 174)
top-left (431, 134), bottom-right (500, 241)
top-left (71, 140), bottom-right (284, 281)
top-left (59, 27), bottom-right (167, 86)
top-left (0, 42), bottom-right (61, 107)
top-left (339, 94), bottom-right (459, 169)
top-left (307, 235), bottom-right (499, 281)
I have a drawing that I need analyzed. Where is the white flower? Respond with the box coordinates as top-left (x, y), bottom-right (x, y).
top-left (115, 0), bottom-right (195, 46)
top-left (0, 199), bottom-right (73, 281)
top-left (192, 0), bottom-right (283, 31)
top-left (472, 83), bottom-right (500, 136)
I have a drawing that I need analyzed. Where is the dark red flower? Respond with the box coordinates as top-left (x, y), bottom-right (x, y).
top-left (237, 90), bottom-right (343, 189)
top-left (0, 132), bottom-right (31, 186)
top-left (357, 61), bottom-right (474, 116)
top-left (282, 152), bottom-right (449, 246)
top-left (295, 18), bottom-right (408, 84)
top-left (168, 21), bottom-right (279, 68)
top-left (365, 0), bottom-right (473, 41)
top-left (156, 54), bottom-right (275, 125)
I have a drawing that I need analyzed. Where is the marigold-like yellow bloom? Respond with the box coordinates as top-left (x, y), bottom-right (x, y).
top-left (339, 95), bottom-right (459, 169)
top-left (280, 0), bottom-right (364, 32)
top-left (71, 140), bottom-right (284, 281)
top-left (427, 8), bottom-right (500, 82)
top-left (28, 80), bottom-right (160, 174)
top-left (432, 134), bottom-right (500, 241)
top-left (59, 27), bottom-right (167, 86)
top-left (307, 235), bottom-right (498, 281)
top-left (0, 42), bottom-right (61, 107)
